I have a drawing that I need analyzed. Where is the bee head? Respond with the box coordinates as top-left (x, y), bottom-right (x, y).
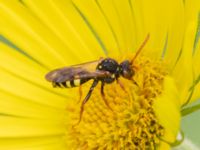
top-left (120, 60), bottom-right (134, 79)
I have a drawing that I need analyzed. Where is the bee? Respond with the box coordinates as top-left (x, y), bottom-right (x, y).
top-left (45, 34), bottom-right (149, 125)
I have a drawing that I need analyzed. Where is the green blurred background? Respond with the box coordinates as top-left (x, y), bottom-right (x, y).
top-left (182, 100), bottom-right (200, 148)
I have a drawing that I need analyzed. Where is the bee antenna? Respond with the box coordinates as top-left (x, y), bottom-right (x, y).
top-left (130, 33), bottom-right (150, 64)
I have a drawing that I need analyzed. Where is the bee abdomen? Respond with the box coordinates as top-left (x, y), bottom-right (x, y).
top-left (53, 79), bottom-right (89, 88)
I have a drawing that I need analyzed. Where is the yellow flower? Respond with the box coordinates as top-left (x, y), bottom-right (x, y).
top-left (0, 0), bottom-right (199, 150)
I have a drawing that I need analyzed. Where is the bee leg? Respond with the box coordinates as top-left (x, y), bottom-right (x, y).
top-left (116, 79), bottom-right (133, 104)
top-left (75, 80), bottom-right (98, 126)
top-left (133, 65), bottom-right (139, 71)
top-left (77, 85), bottom-right (82, 104)
top-left (52, 82), bottom-right (56, 87)
top-left (116, 78), bottom-right (128, 93)
top-left (101, 82), bottom-right (113, 111)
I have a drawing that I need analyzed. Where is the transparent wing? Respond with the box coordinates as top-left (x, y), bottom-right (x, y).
top-left (45, 58), bottom-right (110, 83)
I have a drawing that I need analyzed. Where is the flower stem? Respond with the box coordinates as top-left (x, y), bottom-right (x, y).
top-left (181, 103), bottom-right (200, 117)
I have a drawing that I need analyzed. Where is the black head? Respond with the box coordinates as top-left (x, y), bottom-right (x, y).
top-left (120, 60), bottom-right (134, 79)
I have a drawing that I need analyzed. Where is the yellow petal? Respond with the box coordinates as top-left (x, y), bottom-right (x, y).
top-left (138, 0), bottom-right (168, 58)
top-left (171, 22), bottom-right (194, 105)
top-left (94, 0), bottom-right (134, 54)
top-left (0, 136), bottom-right (66, 150)
top-left (163, 0), bottom-right (184, 68)
top-left (22, 0), bottom-right (103, 61)
top-left (0, 70), bottom-right (69, 109)
top-left (192, 38), bottom-right (200, 102)
top-left (0, 116), bottom-right (65, 137)
top-left (70, 0), bottom-right (121, 56)
top-left (0, 90), bottom-right (65, 120)
top-left (0, 42), bottom-right (70, 97)
top-left (0, 0), bottom-right (78, 68)
top-left (153, 76), bottom-right (181, 143)
top-left (172, 0), bottom-right (200, 104)
top-left (158, 141), bottom-right (170, 150)
top-left (134, 0), bottom-right (184, 61)
top-left (186, 0), bottom-right (200, 103)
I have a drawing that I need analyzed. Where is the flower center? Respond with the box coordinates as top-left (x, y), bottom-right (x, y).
top-left (65, 56), bottom-right (168, 149)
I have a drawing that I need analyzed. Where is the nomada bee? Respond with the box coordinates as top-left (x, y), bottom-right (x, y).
top-left (45, 34), bottom-right (150, 125)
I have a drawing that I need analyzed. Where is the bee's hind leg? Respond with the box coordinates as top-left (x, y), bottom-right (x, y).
top-left (101, 82), bottom-right (113, 111)
top-left (73, 80), bottom-right (98, 127)
top-left (76, 85), bottom-right (82, 104)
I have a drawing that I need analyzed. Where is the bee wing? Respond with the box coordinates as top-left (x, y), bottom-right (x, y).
top-left (45, 58), bottom-right (110, 83)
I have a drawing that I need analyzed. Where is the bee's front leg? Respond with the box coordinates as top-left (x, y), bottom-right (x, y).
top-left (116, 78), bottom-right (127, 93)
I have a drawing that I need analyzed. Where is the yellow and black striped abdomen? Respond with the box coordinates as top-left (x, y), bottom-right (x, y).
top-left (64, 79), bottom-right (81, 88)
top-left (53, 78), bottom-right (89, 88)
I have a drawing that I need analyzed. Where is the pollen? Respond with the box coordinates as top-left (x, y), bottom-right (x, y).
top-left (65, 56), bottom-right (168, 150)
